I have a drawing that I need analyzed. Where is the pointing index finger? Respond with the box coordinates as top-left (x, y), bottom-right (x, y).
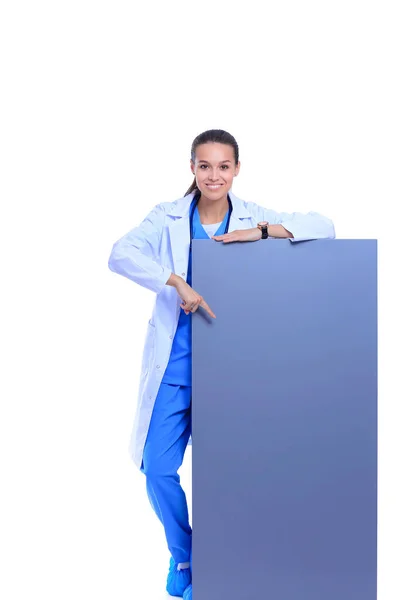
top-left (200, 298), bottom-right (216, 319)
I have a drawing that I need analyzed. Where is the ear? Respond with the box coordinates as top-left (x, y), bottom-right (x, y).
top-left (190, 159), bottom-right (195, 176)
top-left (234, 161), bottom-right (241, 176)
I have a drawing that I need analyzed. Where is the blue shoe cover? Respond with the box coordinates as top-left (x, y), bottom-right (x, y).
top-left (183, 583), bottom-right (192, 599)
top-left (166, 557), bottom-right (191, 597)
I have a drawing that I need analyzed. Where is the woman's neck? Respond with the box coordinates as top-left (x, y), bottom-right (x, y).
top-left (197, 193), bottom-right (229, 224)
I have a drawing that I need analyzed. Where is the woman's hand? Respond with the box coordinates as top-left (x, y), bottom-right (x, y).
top-left (212, 222), bottom-right (269, 243)
top-left (176, 279), bottom-right (216, 318)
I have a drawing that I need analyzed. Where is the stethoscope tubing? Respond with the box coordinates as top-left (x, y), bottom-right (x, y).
top-left (189, 192), bottom-right (233, 251)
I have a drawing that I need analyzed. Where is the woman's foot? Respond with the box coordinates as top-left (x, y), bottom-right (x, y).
top-left (183, 583), bottom-right (192, 599)
top-left (166, 557), bottom-right (191, 597)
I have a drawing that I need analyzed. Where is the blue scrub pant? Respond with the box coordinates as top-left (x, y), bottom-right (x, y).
top-left (140, 382), bottom-right (192, 564)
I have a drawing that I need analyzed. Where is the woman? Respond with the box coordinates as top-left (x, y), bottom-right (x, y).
top-left (108, 129), bottom-right (335, 599)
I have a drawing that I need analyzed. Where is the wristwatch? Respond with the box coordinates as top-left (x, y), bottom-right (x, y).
top-left (257, 222), bottom-right (269, 239)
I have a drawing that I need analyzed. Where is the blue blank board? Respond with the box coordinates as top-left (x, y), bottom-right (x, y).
top-left (191, 239), bottom-right (377, 600)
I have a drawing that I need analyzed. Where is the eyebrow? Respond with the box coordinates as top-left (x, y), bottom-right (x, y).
top-left (197, 160), bottom-right (232, 164)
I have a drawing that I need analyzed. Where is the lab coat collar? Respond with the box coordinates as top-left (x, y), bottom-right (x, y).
top-left (169, 190), bottom-right (252, 220)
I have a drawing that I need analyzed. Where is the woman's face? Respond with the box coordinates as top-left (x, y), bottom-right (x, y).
top-left (190, 142), bottom-right (240, 200)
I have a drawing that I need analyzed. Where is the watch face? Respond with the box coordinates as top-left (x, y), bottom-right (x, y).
top-left (258, 224), bottom-right (268, 237)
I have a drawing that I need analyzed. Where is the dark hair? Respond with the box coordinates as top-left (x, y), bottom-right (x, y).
top-left (184, 129), bottom-right (239, 196)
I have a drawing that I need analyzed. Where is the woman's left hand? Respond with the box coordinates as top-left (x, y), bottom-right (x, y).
top-left (212, 222), bottom-right (269, 244)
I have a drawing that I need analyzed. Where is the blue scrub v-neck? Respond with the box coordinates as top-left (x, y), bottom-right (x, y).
top-left (161, 195), bottom-right (230, 386)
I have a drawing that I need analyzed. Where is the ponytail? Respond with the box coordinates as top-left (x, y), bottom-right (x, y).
top-left (184, 176), bottom-right (198, 197)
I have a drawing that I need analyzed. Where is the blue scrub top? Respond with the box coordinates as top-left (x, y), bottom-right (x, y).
top-left (162, 194), bottom-right (231, 386)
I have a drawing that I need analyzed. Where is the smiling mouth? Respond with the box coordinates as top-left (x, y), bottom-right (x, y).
top-left (206, 184), bottom-right (223, 189)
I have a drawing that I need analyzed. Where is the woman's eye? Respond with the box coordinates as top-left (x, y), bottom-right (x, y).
top-left (199, 164), bottom-right (229, 169)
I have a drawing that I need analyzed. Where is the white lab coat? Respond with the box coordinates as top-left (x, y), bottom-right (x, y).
top-left (108, 190), bottom-right (335, 468)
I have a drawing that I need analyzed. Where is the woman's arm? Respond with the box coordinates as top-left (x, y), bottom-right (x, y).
top-left (108, 204), bottom-right (172, 294)
top-left (248, 202), bottom-right (336, 241)
top-left (267, 224), bottom-right (293, 238)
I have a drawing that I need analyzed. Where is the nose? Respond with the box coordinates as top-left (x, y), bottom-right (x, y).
top-left (208, 168), bottom-right (220, 181)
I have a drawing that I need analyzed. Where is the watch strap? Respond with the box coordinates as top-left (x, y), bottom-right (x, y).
top-left (257, 223), bottom-right (269, 239)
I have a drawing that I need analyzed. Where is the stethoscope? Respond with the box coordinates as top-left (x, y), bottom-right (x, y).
top-left (189, 191), bottom-right (233, 251)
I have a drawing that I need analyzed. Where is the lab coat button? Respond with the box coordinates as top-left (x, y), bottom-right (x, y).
top-left (169, 335), bottom-right (173, 339)
top-left (156, 365), bottom-right (160, 369)
top-left (182, 272), bottom-right (185, 276)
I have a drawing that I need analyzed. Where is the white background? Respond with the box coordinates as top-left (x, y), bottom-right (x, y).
top-left (0, 1), bottom-right (395, 599)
